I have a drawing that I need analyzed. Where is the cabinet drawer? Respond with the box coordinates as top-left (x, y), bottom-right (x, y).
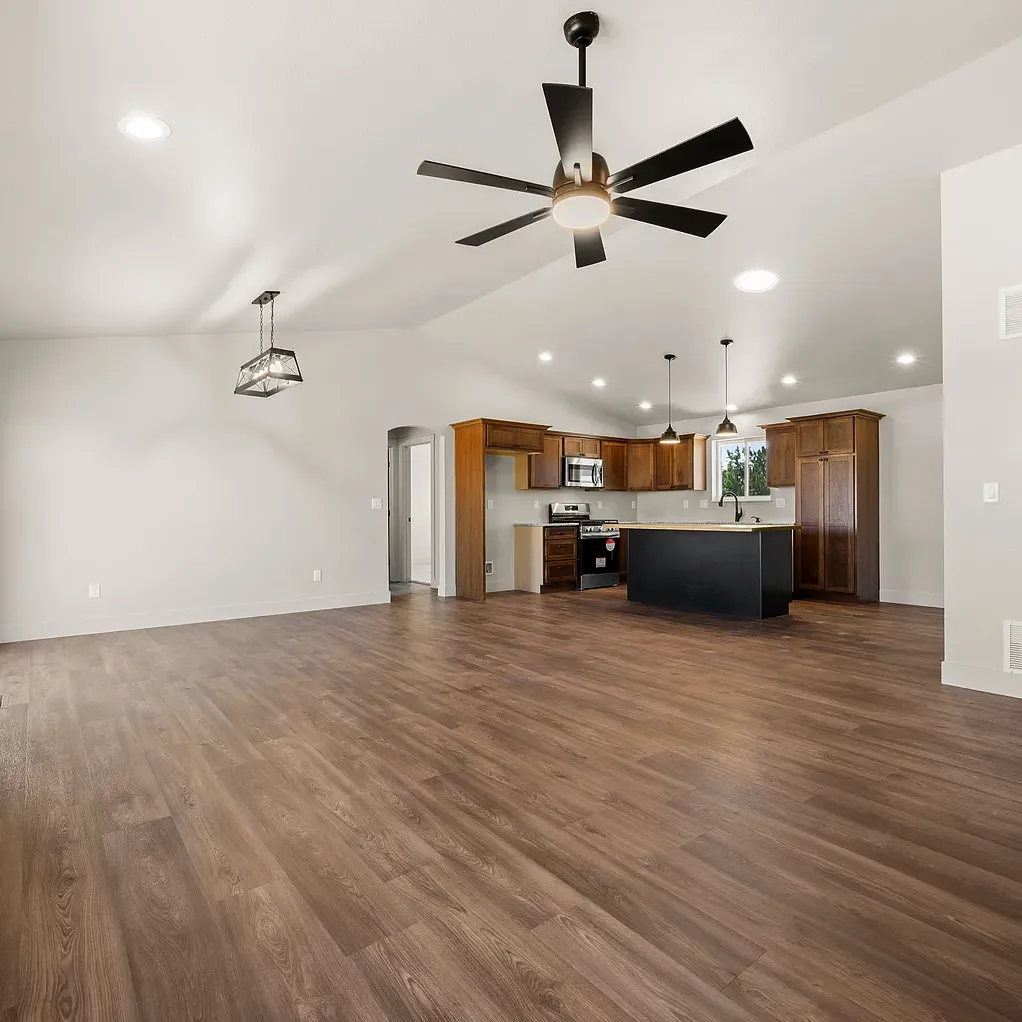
top-left (545, 527), bottom-right (577, 541)
top-left (544, 558), bottom-right (578, 584)
top-left (544, 537), bottom-right (577, 560)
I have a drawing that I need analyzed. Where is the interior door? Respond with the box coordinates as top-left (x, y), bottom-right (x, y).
top-left (795, 457), bottom-right (825, 590)
top-left (823, 455), bottom-right (855, 593)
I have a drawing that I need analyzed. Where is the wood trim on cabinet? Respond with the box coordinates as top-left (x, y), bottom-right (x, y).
top-left (452, 420), bottom-right (486, 601)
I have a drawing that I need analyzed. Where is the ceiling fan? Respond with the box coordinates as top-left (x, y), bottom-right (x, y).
top-left (417, 11), bottom-right (754, 269)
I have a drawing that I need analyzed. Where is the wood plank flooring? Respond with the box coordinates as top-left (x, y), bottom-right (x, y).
top-left (2, 588), bottom-right (1022, 1020)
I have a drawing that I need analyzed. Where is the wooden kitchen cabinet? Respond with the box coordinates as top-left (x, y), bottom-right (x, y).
top-left (484, 420), bottom-right (547, 453)
top-left (626, 441), bottom-right (656, 492)
top-left (543, 526), bottom-right (578, 588)
top-left (515, 432), bottom-right (562, 490)
top-left (563, 435), bottom-right (602, 458)
top-left (601, 441), bottom-right (628, 491)
top-left (653, 434), bottom-right (708, 491)
top-left (792, 410), bottom-right (882, 602)
top-left (760, 422), bottom-right (796, 487)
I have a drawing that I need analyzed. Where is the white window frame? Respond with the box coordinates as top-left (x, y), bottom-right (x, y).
top-left (711, 434), bottom-right (772, 502)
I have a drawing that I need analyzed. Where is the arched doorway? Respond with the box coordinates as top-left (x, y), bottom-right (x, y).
top-left (387, 426), bottom-right (438, 596)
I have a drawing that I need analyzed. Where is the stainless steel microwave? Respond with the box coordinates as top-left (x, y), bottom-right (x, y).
top-left (563, 456), bottom-right (604, 489)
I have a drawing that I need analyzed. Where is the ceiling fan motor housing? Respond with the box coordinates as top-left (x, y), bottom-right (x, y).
top-left (563, 11), bottom-right (600, 48)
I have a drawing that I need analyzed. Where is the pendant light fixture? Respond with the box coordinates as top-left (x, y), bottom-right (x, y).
top-left (659, 354), bottom-right (680, 444)
top-left (234, 291), bottom-right (304, 398)
top-left (715, 337), bottom-right (739, 437)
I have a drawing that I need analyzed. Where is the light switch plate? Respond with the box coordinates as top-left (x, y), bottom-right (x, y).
top-left (371, 497), bottom-right (383, 510)
top-left (700, 499), bottom-right (709, 509)
top-left (312, 569), bottom-right (322, 582)
top-left (631, 500), bottom-right (636, 509)
top-left (776, 497), bottom-right (786, 509)
top-left (983, 482), bottom-right (1000, 503)
top-left (683, 499), bottom-right (689, 509)
top-left (597, 500), bottom-right (603, 509)
top-left (88, 583), bottom-right (101, 599)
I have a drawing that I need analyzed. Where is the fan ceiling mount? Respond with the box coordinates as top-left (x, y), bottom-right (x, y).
top-left (417, 11), bottom-right (754, 268)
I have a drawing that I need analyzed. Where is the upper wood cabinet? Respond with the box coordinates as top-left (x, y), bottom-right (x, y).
top-left (760, 423), bottom-right (796, 487)
top-left (563, 435), bottom-right (602, 458)
top-left (601, 441), bottom-right (628, 491)
top-left (793, 412), bottom-right (856, 458)
top-left (653, 434), bottom-right (708, 490)
top-left (482, 420), bottom-right (548, 453)
top-left (515, 432), bottom-right (562, 490)
top-left (626, 441), bottom-right (656, 492)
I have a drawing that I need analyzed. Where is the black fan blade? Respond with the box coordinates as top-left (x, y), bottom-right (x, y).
top-left (456, 207), bottom-right (551, 247)
top-left (542, 84), bottom-right (593, 182)
top-left (573, 227), bottom-right (606, 268)
top-left (418, 161), bottom-right (553, 197)
top-left (612, 197), bottom-right (726, 238)
top-left (608, 118), bottom-right (753, 195)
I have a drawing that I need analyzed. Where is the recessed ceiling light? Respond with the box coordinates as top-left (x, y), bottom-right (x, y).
top-left (781, 374), bottom-right (798, 386)
top-left (118, 114), bottom-right (171, 141)
top-left (592, 378), bottom-right (606, 388)
top-left (726, 403), bottom-right (738, 412)
top-left (734, 269), bottom-right (779, 293)
top-left (537, 351), bottom-right (553, 362)
top-left (895, 352), bottom-right (917, 365)
top-left (639, 401), bottom-right (652, 410)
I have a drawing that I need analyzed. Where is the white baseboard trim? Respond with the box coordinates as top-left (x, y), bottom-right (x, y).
top-left (485, 577), bottom-right (515, 594)
top-left (0, 591), bottom-right (393, 644)
top-left (941, 660), bottom-right (1022, 700)
top-left (880, 589), bottom-right (943, 608)
top-left (438, 584), bottom-right (457, 598)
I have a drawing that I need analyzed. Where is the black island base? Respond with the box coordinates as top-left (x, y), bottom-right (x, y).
top-left (625, 526), bottom-right (795, 620)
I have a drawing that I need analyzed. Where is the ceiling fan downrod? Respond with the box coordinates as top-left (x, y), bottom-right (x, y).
top-left (563, 11), bottom-right (600, 87)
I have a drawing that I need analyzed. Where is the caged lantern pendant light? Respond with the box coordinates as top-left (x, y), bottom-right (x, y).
top-left (659, 354), bottom-right (680, 444)
top-left (715, 337), bottom-right (739, 437)
top-left (234, 290), bottom-right (304, 397)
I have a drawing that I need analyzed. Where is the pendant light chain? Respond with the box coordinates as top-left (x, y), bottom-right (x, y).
top-left (259, 302), bottom-right (265, 356)
top-left (269, 295), bottom-right (275, 348)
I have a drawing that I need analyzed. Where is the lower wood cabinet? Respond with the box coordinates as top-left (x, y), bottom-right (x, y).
top-left (543, 527), bottom-right (578, 588)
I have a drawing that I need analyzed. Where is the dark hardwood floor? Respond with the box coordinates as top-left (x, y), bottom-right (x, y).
top-left (3, 588), bottom-right (1022, 1020)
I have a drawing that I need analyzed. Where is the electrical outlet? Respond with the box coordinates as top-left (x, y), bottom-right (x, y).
top-left (312, 569), bottom-right (322, 582)
top-left (683, 499), bottom-right (689, 509)
top-left (597, 500), bottom-right (603, 509)
top-left (484, 561), bottom-right (494, 575)
top-left (487, 499), bottom-right (494, 510)
top-left (700, 499), bottom-right (709, 509)
top-left (631, 500), bottom-right (636, 509)
top-left (534, 500), bottom-right (540, 509)
top-left (983, 482), bottom-right (1000, 504)
top-left (775, 497), bottom-right (786, 509)
top-left (88, 583), bottom-right (101, 599)
top-left (371, 497), bottom-right (383, 510)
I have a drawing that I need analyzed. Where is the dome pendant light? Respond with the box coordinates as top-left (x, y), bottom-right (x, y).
top-left (235, 291), bottom-right (304, 397)
top-left (660, 354), bottom-right (680, 444)
top-left (715, 338), bottom-right (739, 437)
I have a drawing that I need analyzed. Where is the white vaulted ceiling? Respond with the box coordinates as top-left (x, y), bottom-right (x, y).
top-left (3, 1), bottom-right (1022, 421)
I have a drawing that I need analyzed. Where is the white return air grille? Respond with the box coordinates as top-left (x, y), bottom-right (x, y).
top-left (999, 285), bottom-right (1022, 339)
top-left (1005, 621), bottom-right (1022, 674)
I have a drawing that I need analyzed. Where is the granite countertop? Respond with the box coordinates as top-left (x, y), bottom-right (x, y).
top-left (513, 522), bottom-right (579, 528)
top-left (617, 522), bottom-right (797, 532)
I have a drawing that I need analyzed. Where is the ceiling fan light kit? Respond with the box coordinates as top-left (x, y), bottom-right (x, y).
top-left (234, 291), bottom-right (304, 398)
top-left (417, 11), bottom-right (753, 269)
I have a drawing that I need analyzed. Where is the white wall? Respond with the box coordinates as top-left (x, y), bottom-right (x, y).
top-left (941, 144), bottom-right (1022, 698)
top-left (483, 457), bottom-right (637, 592)
top-left (637, 384), bottom-right (944, 608)
top-left (0, 329), bottom-right (631, 641)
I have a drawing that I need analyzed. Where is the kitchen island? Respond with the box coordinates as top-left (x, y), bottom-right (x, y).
top-left (619, 523), bottom-right (797, 619)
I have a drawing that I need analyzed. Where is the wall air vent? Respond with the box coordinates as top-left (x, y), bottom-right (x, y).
top-left (1005, 621), bottom-right (1022, 674)
top-left (998, 284), bottom-right (1022, 339)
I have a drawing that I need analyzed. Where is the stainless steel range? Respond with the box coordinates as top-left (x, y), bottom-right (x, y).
top-left (548, 503), bottom-right (621, 590)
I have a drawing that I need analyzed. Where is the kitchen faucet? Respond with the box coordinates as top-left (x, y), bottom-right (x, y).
top-left (719, 490), bottom-right (743, 523)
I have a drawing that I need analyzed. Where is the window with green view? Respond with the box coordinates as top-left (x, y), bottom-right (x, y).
top-left (715, 438), bottom-right (769, 499)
